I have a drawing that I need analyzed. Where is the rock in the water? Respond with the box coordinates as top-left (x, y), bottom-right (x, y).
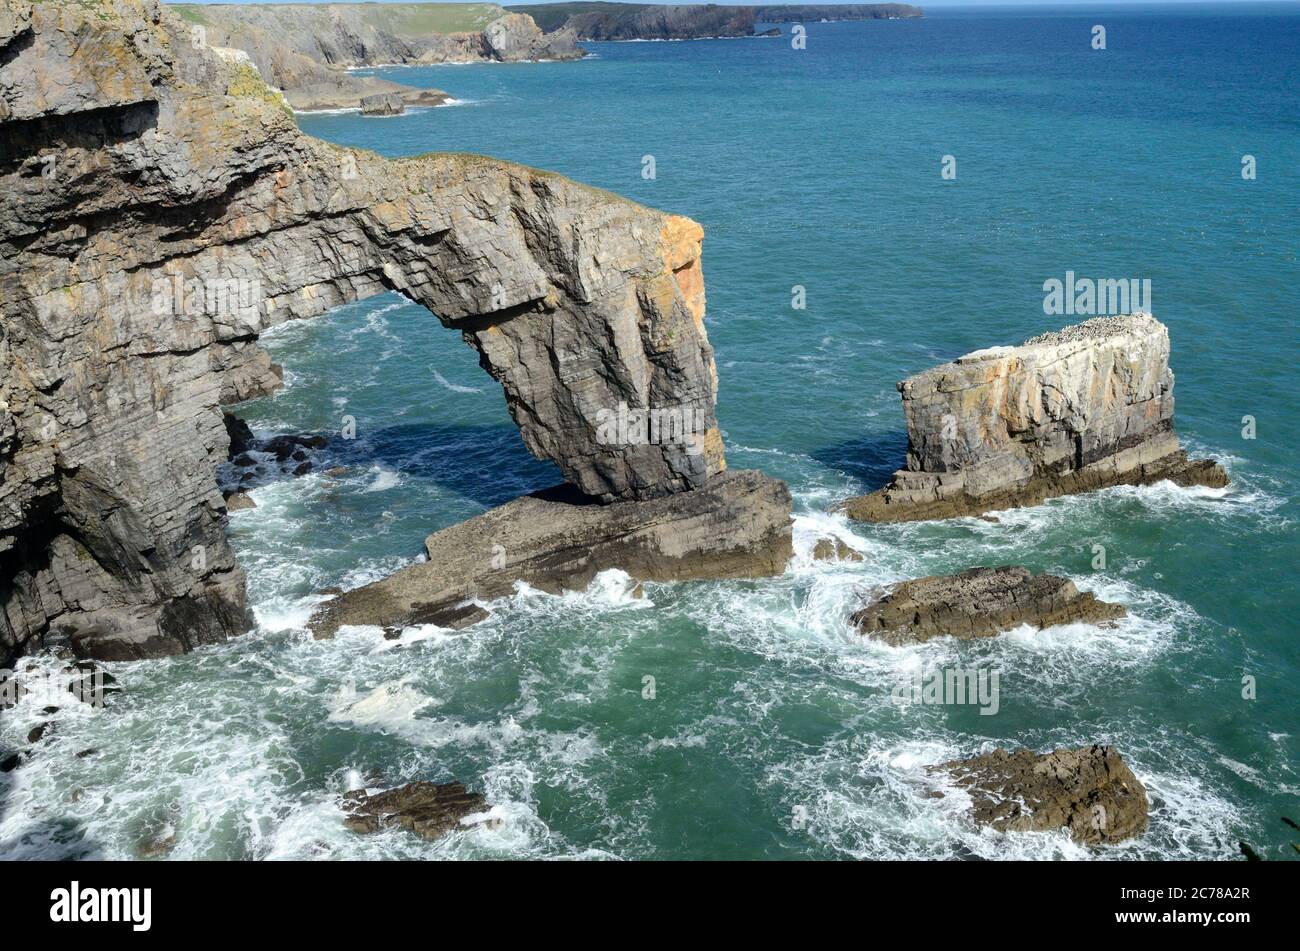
top-left (811, 536), bottom-right (863, 562)
top-left (359, 93), bottom-right (404, 116)
top-left (343, 781), bottom-right (489, 840)
top-left (224, 491), bottom-right (256, 512)
top-left (310, 469), bottom-right (793, 638)
top-left (851, 566), bottom-right (1126, 645)
top-left (841, 315), bottom-right (1228, 523)
top-left (934, 745), bottom-right (1149, 845)
top-left (1, 0), bottom-right (732, 663)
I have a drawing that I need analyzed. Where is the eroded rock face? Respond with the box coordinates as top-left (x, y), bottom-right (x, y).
top-left (343, 781), bottom-right (490, 840)
top-left (842, 315), bottom-right (1228, 523)
top-left (0, 0), bottom-right (724, 663)
top-left (358, 92), bottom-right (405, 116)
top-left (176, 4), bottom-right (582, 110)
top-left (310, 469), bottom-right (793, 638)
top-left (935, 745), bottom-right (1150, 845)
top-left (851, 566), bottom-right (1126, 645)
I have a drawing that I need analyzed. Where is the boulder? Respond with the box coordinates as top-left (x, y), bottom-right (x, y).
top-left (841, 315), bottom-right (1228, 523)
top-left (310, 469), bottom-right (793, 638)
top-left (934, 745), bottom-right (1149, 845)
top-left (343, 781), bottom-right (489, 840)
top-left (851, 566), bottom-right (1126, 645)
top-left (359, 93), bottom-right (404, 116)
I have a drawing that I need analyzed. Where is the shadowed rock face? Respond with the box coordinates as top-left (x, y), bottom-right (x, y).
top-left (934, 745), bottom-right (1149, 845)
top-left (842, 315), bottom-right (1228, 523)
top-left (851, 566), bottom-right (1126, 645)
top-left (0, 0), bottom-right (724, 663)
top-left (310, 469), bottom-right (792, 638)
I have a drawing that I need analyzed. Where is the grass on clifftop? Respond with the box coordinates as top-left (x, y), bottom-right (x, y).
top-left (167, 3), bottom-right (505, 35)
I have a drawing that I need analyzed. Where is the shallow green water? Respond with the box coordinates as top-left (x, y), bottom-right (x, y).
top-left (1, 6), bottom-right (1296, 859)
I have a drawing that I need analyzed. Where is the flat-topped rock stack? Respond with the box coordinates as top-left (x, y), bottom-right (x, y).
top-left (851, 566), bottom-right (1126, 645)
top-left (842, 315), bottom-right (1228, 523)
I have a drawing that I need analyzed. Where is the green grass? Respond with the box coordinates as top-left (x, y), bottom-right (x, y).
top-left (168, 3), bottom-right (505, 35)
top-left (505, 2), bottom-right (651, 33)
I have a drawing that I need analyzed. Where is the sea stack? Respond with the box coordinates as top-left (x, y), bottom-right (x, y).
top-left (841, 315), bottom-right (1228, 523)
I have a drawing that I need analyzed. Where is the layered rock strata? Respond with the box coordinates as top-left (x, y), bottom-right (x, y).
top-left (1, 0), bottom-right (758, 664)
top-left (841, 315), bottom-right (1228, 523)
top-left (933, 745), bottom-right (1149, 845)
top-left (851, 566), bottom-right (1126, 645)
top-left (172, 4), bottom-right (582, 111)
top-left (310, 469), bottom-right (793, 638)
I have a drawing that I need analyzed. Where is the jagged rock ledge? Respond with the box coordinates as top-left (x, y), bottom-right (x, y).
top-left (851, 566), bottom-right (1126, 645)
top-left (310, 469), bottom-right (793, 638)
top-left (932, 745), bottom-right (1149, 845)
top-left (343, 781), bottom-right (492, 840)
top-left (840, 315), bottom-right (1228, 523)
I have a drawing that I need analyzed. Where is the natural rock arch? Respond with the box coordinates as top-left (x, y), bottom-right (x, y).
top-left (0, 0), bottom-right (724, 661)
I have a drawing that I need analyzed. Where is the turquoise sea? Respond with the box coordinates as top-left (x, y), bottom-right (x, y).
top-left (2, 4), bottom-right (1296, 859)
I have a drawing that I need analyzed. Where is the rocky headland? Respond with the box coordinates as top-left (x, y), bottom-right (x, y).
top-left (851, 566), bottom-right (1126, 645)
top-left (934, 745), bottom-right (1150, 845)
top-left (169, 3), bottom-right (583, 112)
top-left (841, 315), bottom-right (1228, 523)
top-left (0, 0), bottom-right (792, 666)
top-left (517, 3), bottom-right (922, 40)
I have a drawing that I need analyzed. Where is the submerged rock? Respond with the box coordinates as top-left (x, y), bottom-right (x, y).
top-left (310, 469), bottom-right (793, 638)
top-left (934, 745), bottom-right (1149, 845)
top-left (851, 566), bottom-right (1126, 645)
top-left (343, 781), bottom-right (490, 841)
top-left (841, 315), bottom-right (1228, 523)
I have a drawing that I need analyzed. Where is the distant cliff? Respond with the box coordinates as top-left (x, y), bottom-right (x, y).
top-left (755, 4), bottom-right (921, 22)
top-left (167, 3), bottom-right (583, 110)
top-left (513, 3), bottom-right (922, 40)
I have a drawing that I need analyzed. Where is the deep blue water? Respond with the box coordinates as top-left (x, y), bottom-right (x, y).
top-left (2, 5), bottom-right (1295, 860)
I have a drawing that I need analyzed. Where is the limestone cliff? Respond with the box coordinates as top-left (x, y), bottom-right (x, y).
top-left (0, 0), bottom-right (734, 664)
top-left (842, 315), bottom-right (1227, 522)
top-left (169, 3), bottom-right (583, 111)
top-left (517, 3), bottom-right (923, 40)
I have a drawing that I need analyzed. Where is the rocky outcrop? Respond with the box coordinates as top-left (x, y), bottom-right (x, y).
top-left (841, 315), bottom-right (1228, 523)
top-left (359, 93), bottom-right (404, 116)
top-left (310, 469), bottom-right (793, 638)
top-left (934, 745), bottom-right (1149, 845)
top-left (752, 4), bottom-right (923, 23)
top-left (522, 4), bottom-right (757, 41)
top-left (519, 3), bottom-right (922, 39)
top-left (172, 3), bottom-right (583, 111)
top-left (851, 566), bottom-right (1126, 645)
top-left (1, 0), bottom-right (746, 664)
top-left (343, 781), bottom-right (490, 840)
